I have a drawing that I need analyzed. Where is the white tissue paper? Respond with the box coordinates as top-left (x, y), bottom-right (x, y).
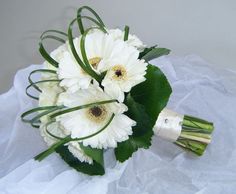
top-left (0, 55), bottom-right (236, 194)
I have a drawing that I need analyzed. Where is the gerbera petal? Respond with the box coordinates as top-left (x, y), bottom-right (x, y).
top-left (108, 28), bottom-right (146, 51)
top-left (57, 85), bottom-right (135, 148)
top-left (103, 82), bottom-right (125, 102)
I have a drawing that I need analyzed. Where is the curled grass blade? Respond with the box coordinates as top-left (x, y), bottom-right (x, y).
top-left (80, 26), bottom-right (106, 82)
top-left (68, 20), bottom-right (104, 82)
top-left (124, 25), bottom-right (129, 41)
top-left (28, 69), bottom-right (57, 92)
top-left (39, 30), bottom-right (67, 68)
top-left (77, 15), bottom-right (107, 34)
top-left (25, 79), bottom-right (60, 100)
top-left (21, 105), bottom-right (64, 124)
top-left (35, 113), bottom-right (114, 161)
top-left (45, 120), bottom-right (65, 140)
top-left (77, 6), bottom-right (105, 34)
top-left (50, 99), bottom-right (116, 119)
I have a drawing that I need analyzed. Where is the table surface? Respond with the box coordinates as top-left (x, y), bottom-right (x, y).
top-left (0, 0), bottom-right (236, 93)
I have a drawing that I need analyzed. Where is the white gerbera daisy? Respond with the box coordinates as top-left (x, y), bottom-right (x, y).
top-left (57, 50), bottom-right (91, 93)
top-left (56, 85), bottom-right (136, 149)
top-left (39, 122), bottom-right (92, 164)
top-left (75, 29), bottom-right (116, 74)
top-left (57, 30), bottom-right (116, 93)
top-left (38, 72), bottom-right (92, 164)
top-left (108, 28), bottom-right (146, 51)
top-left (102, 41), bottom-right (148, 102)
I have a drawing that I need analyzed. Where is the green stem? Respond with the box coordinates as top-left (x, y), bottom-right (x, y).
top-left (183, 115), bottom-right (214, 132)
top-left (179, 134), bottom-right (211, 144)
top-left (181, 131), bottom-right (211, 139)
top-left (175, 115), bottom-right (214, 156)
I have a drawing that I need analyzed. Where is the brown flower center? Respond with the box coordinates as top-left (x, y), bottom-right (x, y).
top-left (112, 65), bottom-right (127, 80)
top-left (88, 57), bottom-right (102, 69)
top-left (87, 105), bottom-right (107, 123)
top-left (90, 106), bottom-right (102, 117)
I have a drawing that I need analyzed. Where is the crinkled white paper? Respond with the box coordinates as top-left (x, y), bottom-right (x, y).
top-left (1, 55), bottom-right (236, 194)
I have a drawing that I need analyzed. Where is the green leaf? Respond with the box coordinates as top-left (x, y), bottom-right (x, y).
top-left (115, 95), bottom-right (153, 162)
top-left (115, 130), bottom-right (153, 162)
top-left (80, 144), bottom-right (104, 166)
top-left (124, 94), bottom-right (153, 137)
top-left (139, 45), bottom-right (157, 59)
top-left (131, 64), bottom-right (172, 123)
top-left (140, 47), bottom-right (171, 62)
top-left (115, 64), bottom-right (172, 162)
top-left (56, 145), bottom-right (105, 176)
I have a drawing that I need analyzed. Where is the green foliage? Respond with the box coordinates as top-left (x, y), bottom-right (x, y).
top-left (139, 45), bottom-right (157, 59)
top-left (56, 145), bottom-right (105, 175)
top-left (115, 64), bottom-right (172, 162)
top-left (140, 46), bottom-right (171, 62)
top-left (175, 115), bottom-right (214, 156)
top-left (115, 95), bottom-right (153, 162)
top-left (24, 5), bottom-right (174, 175)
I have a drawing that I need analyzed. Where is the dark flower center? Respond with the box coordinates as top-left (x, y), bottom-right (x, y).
top-left (112, 65), bottom-right (127, 80)
top-left (115, 70), bottom-right (122, 77)
top-left (89, 57), bottom-right (102, 69)
top-left (90, 106), bottom-right (102, 117)
top-left (87, 105), bottom-right (107, 123)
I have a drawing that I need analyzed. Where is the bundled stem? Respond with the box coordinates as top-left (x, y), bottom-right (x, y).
top-left (154, 108), bottom-right (214, 156)
top-left (175, 115), bottom-right (214, 156)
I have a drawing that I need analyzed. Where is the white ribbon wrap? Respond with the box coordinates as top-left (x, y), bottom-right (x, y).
top-left (153, 108), bottom-right (184, 142)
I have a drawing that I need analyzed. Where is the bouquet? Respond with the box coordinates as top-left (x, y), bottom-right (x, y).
top-left (21, 6), bottom-right (214, 176)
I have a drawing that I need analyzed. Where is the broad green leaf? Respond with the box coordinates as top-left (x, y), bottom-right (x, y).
top-left (56, 145), bottom-right (105, 175)
top-left (139, 45), bottom-right (157, 59)
top-left (141, 48), bottom-right (170, 62)
top-left (80, 143), bottom-right (104, 166)
top-left (115, 95), bottom-right (153, 162)
top-left (131, 64), bottom-right (172, 123)
top-left (124, 94), bottom-right (153, 136)
top-left (115, 64), bottom-right (172, 162)
top-left (115, 131), bottom-right (153, 162)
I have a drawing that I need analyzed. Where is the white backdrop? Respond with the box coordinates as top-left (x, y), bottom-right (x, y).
top-left (0, 0), bottom-right (236, 93)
